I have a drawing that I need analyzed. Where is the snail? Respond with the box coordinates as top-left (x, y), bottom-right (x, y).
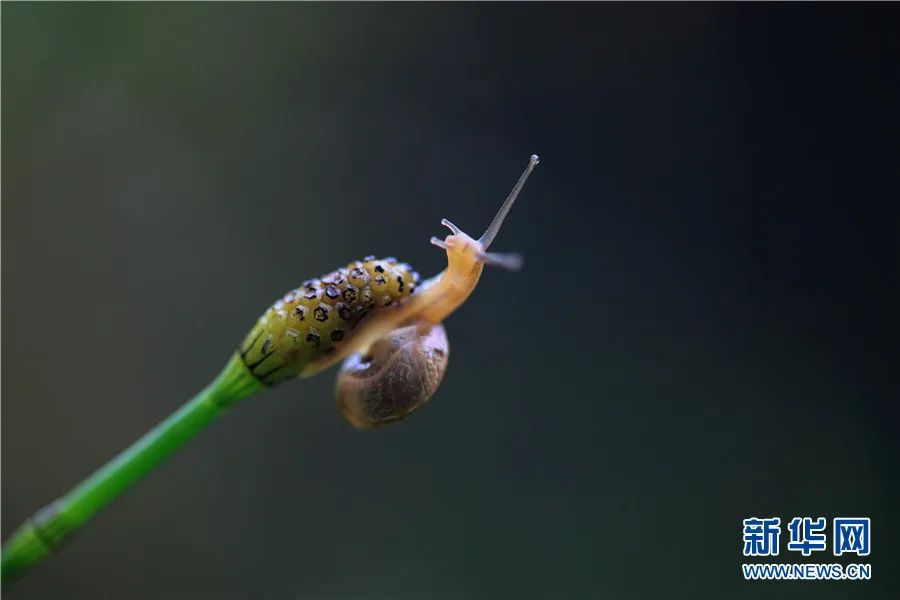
top-left (239, 154), bottom-right (539, 428)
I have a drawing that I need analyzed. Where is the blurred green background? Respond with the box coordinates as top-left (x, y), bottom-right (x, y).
top-left (3, 3), bottom-right (897, 599)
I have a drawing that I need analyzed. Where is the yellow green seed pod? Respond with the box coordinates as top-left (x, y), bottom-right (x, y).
top-left (239, 257), bottom-right (420, 385)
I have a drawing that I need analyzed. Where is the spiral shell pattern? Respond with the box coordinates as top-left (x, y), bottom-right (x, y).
top-left (240, 257), bottom-right (420, 385)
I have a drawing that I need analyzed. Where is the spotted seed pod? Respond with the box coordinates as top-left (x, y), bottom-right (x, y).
top-left (239, 257), bottom-right (420, 385)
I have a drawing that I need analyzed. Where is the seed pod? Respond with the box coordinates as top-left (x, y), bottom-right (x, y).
top-left (239, 258), bottom-right (420, 386)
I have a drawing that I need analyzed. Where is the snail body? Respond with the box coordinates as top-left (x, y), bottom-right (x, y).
top-left (239, 155), bottom-right (539, 428)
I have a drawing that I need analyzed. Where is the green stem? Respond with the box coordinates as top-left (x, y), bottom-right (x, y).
top-left (1, 352), bottom-right (263, 585)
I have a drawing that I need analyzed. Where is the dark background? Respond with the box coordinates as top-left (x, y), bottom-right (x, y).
top-left (3, 3), bottom-right (898, 599)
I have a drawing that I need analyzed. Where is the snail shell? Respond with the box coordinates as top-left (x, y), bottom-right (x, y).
top-left (335, 323), bottom-right (449, 429)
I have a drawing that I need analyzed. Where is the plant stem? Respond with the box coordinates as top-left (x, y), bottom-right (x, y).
top-left (1, 352), bottom-right (263, 585)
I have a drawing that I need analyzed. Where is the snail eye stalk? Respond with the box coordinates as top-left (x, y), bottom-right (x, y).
top-left (479, 154), bottom-right (539, 250)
